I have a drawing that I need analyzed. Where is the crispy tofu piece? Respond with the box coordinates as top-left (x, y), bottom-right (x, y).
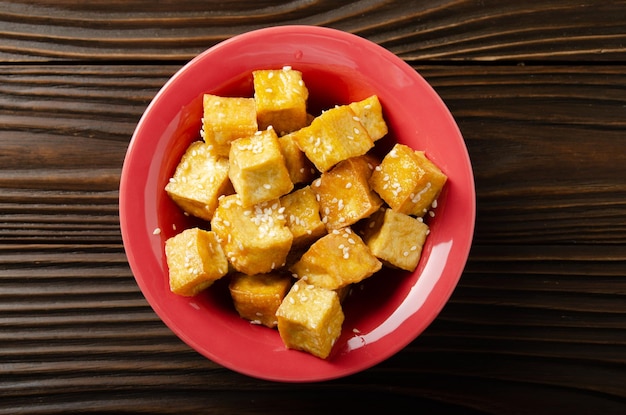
top-left (202, 94), bottom-right (258, 157)
top-left (165, 141), bottom-right (233, 221)
top-left (280, 185), bottom-right (326, 247)
top-left (290, 227), bottom-right (381, 290)
top-left (312, 155), bottom-right (383, 230)
top-left (165, 228), bottom-right (229, 297)
top-left (348, 95), bottom-right (388, 141)
top-left (229, 127), bottom-right (294, 207)
top-left (253, 67), bottom-right (309, 135)
top-left (276, 280), bottom-right (344, 359)
top-left (369, 144), bottom-right (447, 217)
top-left (212, 194), bottom-right (293, 275)
top-left (362, 208), bottom-right (429, 271)
top-left (292, 105), bottom-right (374, 173)
top-left (229, 272), bottom-right (293, 328)
top-left (278, 132), bottom-right (316, 185)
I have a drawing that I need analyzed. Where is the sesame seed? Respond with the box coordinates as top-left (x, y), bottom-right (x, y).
top-left (345, 182), bottom-right (353, 189)
top-left (432, 199), bottom-right (438, 208)
top-left (265, 88), bottom-right (273, 93)
top-left (268, 72), bottom-right (274, 79)
top-left (282, 65), bottom-right (292, 71)
top-left (263, 183), bottom-right (272, 190)
top-left (289, 297), bottom-right (295, 305)
top-left (403, 251), bottom-right (409, 257)
top-left (152, 227), bottom-right (161, 235)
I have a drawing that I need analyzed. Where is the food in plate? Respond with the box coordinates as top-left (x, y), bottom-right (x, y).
top-left (162, 67), bottom-right (447, 359)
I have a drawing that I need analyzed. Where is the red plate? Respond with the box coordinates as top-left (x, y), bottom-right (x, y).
top-left (119, 25), bottom-right (475, 382)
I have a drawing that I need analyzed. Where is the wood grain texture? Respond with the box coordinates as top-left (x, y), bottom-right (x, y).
top-left (1, 62), bottom-right (625, 413)
top-left (1, 0), bottom-right (625, 413)
top-left (1, 0), bottom-right (625, 62)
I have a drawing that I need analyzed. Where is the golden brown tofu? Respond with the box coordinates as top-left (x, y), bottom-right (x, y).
top-left (362, 208), bottom-right (430, 271)
top-left (202, 94), bottom-right (258, 157)
top-left (278, 132), bottom-right (316, 185)
top-left (211, 194), bottom-right (293, 275)
top-left (253, 67), bottom-right (309, 135)
top-left (292, 105), bottom-right (374, 173)
top-left (165, 228), bottom-right (229, 297)
top-left (369, 144), bottom-right (447, 217)
top-left (229, 127), bottom-right (294, 207)
top-left (229, 272), bottom-right (293, 328)
top-left (290, 227), bottom-right (382, 290)
top-left (280, 185), bottom-right (326, 248)
top-left (348, 95), bottom-right (388, 141)
top-left (276, 280), bottom-right (344, 359)
top-left (165, 141), bottom-right (233, 221)
top-left (312, 155), bottom-right (383, 230)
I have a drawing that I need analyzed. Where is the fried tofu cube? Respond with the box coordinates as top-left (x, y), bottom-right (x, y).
top-left (202, 94), bottom-right (258, 157)
top-left (229, 127), bottom-right (294, 207)
top-left (290, 227), bottom-right (382, 290)
top-left (276, 280), bottom-right (344, 359)
top-left (212, 194), bottom-right (293, 275)
top-left (348, 95), bottom-right (388, 141)
top-left (253, 67), bottom-right (309, 135)
top-left (229, 272), bottom-right (293, 328)
top-left (280, 186), bottom-right (326, 247)
top-left (293, 105), bottom-right (374, 173)
top-left (165, 141), bottom-right (233, 221)
top-left (312, 155), bottom-right (383, 230)
top-left (165, 228), bottom-right (229, 297)
top-left (369, 144), bottom-right (447, 217)
top-left (278, 132), bottom-right (316, 185)
top-left (362, 208), bottom-right (430, 271)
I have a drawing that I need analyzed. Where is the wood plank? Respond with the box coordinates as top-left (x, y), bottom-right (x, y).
top-left (1, 62), bottom-right (625, 412)
top-left (0, 0), bottom-right (624, 62)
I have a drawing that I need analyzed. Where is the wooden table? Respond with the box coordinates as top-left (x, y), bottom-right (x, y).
top-left (2, 1), bottom-right (625, 413)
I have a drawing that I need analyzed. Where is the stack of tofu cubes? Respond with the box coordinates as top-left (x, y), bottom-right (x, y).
top-left (163, 66), bottom-right (447, 359)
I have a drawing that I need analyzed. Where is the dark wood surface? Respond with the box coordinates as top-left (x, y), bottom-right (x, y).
top-left (1, 1), bottom-right (625, 413)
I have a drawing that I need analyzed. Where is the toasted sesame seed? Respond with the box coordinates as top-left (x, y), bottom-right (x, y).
top-left (345, 182), bottom-right (353, 189)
